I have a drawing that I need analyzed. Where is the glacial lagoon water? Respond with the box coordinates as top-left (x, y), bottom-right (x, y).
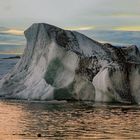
top-left (0, 100), bottom-right (140, 139)
top-left (0, 55), bottom-right (140, 139)
top-left (0, 54), bottom-right (19, 79)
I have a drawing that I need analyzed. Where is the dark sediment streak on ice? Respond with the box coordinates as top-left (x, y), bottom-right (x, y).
top-left (0, 23), bottom-right (140, 104)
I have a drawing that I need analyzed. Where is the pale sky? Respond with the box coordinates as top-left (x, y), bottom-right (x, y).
top-left (0, 0), bottom-right (140, 54)
top-left (0, 0), bottom-right (140, 33)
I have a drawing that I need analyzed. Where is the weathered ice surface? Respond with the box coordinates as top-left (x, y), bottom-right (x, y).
top-left (0, 23), bottom-right (140, 104)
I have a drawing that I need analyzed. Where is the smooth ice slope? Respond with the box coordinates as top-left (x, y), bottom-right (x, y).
top-left (0, 23), bottom-right (140, 104)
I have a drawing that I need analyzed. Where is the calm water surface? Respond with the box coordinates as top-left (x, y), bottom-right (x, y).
top-left (0, 100), bottom-right (140, 140)
top-left (0, 54), bottom-right (19, 79)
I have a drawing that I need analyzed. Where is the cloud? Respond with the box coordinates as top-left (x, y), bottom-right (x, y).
top-left (0, 26), bottom-right (24, 36)
top-left (64, 26), bottom-right (95, 31)
top-left (0, 41), bottom-right (24, 45)
top-left (113, 26), bottom-right (140, 31)
top-left (111, 13), bottom-right (140, 17)
top-left (0, 29), bottom-right (24, 35)
top-left (79, 30), bottom-right (140, 47)
top-left (0, 51), bottom-right (23, 55)
top-left (0, 44), bottom-right (24, 55)
top-left (0, 27), bottom-right (25, 54)
top-left (0, 27), bottom-right (9, 31)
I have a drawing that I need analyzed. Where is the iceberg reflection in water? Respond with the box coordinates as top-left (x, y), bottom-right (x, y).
top-left (0, 100), bottom-right (140, 139)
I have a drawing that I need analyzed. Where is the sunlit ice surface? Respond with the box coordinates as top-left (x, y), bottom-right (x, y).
top-left (0, 100), bottom-right (140, 139)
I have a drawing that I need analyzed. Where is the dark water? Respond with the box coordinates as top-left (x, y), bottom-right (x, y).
top-left (0, 100), bottom-right (140, 140)
top-left (0, 56), bottom-right (140, 139)
top-left (0, 54), bottom-right (19, 79)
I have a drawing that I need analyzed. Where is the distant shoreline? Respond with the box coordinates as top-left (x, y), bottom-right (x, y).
top-left (0, 55), bottom-right (21, 60)
top-left (0, 53), bottom-right (22, 59)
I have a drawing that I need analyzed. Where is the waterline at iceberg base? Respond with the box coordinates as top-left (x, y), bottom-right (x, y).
top-left (0, 23), bottom-right (140, 104)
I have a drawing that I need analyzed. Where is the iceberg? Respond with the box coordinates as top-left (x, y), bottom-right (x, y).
top-left (0, 23), bottom-right (140, 104)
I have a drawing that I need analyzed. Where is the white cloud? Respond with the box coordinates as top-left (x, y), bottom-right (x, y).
top-left (64, 26), bottom-right (95, 31)
top-left (113, 26), bottom-right (140, 31)
top-left (0, 0), bottom-right (139, 30)
top-left (0, 29), bottom-right (24, 35)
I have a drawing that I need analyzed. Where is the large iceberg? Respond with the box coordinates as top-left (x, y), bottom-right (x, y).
top-left (0, 23), bottom-right (140, 104)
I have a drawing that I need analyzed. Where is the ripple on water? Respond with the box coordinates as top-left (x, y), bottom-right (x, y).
top-left (0, 100), bottom-right (140, 139)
